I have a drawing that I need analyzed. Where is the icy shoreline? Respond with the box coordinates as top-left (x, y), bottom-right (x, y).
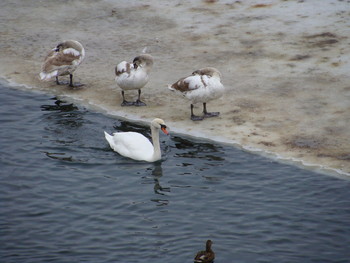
top-left (1, 77), bottom-right (348, 178)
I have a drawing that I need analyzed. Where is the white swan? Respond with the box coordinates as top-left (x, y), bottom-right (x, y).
top-left (115, 54), bottom-right (154, 106)
top-left (39, 40), bottom-right (85, 87)
top-left (104, 118), bottom-right (168, 162)
top-left (168, 67), bottom-right (225, 121)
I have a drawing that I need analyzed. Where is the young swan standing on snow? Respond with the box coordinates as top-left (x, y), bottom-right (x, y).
top-left (104, 118), bottom-right (168, 162)
top-left (39, 40), bottom-right (85, 87)
top-left (115, 54), bottom-right (154, 106)
top-left (168, 67), bottom-right (225, 121)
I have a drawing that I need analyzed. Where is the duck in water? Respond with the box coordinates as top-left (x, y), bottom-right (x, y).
top-left (194, 240), bottom-right (215, 263)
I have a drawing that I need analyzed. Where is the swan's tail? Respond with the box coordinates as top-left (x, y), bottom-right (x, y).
top-left (104, 131), bottom-right (114, 150)
top-left (39, 70), bottom-right (58, 81)
top-left (167, 84), bottom-right (175, 91)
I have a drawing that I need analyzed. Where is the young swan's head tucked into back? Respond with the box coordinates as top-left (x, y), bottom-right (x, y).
top-left (54, 40), bottom-right (84, 55)
top-left (192, 67), bottom-right (222, 79)
top-left (133, 54), bottom-right (154, 71)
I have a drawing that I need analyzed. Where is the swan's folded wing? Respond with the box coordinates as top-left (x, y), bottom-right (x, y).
top-left (112, 132), bottom-right (154, 161)
top-left (42, 50), bottom-right (80, 73)
top-left (187, 75), bottom-right (210, 90)
top-left (170, 75), bottom-right (210, 93)
top-left (115, 61), bottom-right (134, 76)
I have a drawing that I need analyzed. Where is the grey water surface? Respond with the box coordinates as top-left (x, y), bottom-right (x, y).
top-left (1, 83), bottom-right (349, 263)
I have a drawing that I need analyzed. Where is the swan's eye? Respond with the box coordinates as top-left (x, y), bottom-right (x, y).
top-left (160, 124), bottom-right (167, 129)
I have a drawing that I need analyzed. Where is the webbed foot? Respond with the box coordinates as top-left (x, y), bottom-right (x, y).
top-left (203, 112), bottom-right (220, 118)
top-left (121, 100), bottom-right (135, 106)
top-left (133, 100), bottom-right (147, 106)
top-left (69, 82), bottom-right (84, 88)
top-left (191, 115), bottom-right (205, 121)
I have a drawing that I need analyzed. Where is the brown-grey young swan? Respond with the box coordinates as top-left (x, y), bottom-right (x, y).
top-left (39, 40), bottom-right (85, 87)
top-left (115, 54), bottom-right (154, 106)
top-left (169, 67), bottom-right (225, 121)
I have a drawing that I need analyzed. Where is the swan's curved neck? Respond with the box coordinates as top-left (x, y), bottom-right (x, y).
top-left (150, 126), bottom-right (161, 161)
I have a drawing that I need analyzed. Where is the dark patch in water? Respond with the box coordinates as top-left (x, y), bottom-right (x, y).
top-left (41, 98), bottom-right (78, 112)
top-left (44, 151), bottom-right (74, 162)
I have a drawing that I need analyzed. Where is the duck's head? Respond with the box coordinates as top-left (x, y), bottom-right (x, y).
top-left (133, 54), bottom-right (154, 70)
top-left (151, 118), bottom-right (169, 135)
top-left (206, 240), bottom-right (213, 251)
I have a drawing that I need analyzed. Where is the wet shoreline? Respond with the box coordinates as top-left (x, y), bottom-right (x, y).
top-left (1, 0), bottom-right (349, 176)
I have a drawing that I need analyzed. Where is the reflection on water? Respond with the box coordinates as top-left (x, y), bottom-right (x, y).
top-left (150, 164), bottom-right (169, 192)
top-left (40, 98), bottom-right (78, 112)
top-left (41, 98), bottom-right (86, 130)
top-left (1, 85), bottom-right (350, 263)
top-left (172, 136), bottom-right (226, 177)
top-left (145, 164), bottom-right (171, 206)
top-left (39, 97), bottom-right (91, 162)
top-left (114, 118), bottom-right (153, 136)
top-left (44, 151), bottom-right (74, 162)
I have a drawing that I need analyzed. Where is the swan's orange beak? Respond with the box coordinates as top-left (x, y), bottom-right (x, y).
top-left (161, 126), bottom-right (169, 135)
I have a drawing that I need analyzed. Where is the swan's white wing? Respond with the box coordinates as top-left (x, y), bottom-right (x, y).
top-left (105, 131), bottom-right (154, 161)
top-left (115, 61), bottom-right (134, 77)
top-left (172, 75), bottom-right (223, 103)
top-left (186, 75), bottom-right (209, 91)
top-left (169, 75), bottom-right (205, 92)
top-left (40, 44), bottom-right (84, 81)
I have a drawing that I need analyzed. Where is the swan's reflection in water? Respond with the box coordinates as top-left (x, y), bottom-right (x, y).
top-left (147, 136), bottom-right (227, 206)
top-left (148, 163), bottom-right (170, 206)
top-left (152, 163), bottom-right (170, 195)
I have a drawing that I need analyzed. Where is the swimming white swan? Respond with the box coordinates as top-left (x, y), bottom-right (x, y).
top-left (104, 118), bottom-right (168, 162)
top-left (39, 40), bottom-right (85, 87)
top-left (168, 67), bottom-right (225, 121)
top-left (115, 54), bottom-right (154, 106)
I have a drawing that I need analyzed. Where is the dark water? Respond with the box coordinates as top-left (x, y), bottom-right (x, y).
top-left (0, 83), bottom-right (349, 263)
